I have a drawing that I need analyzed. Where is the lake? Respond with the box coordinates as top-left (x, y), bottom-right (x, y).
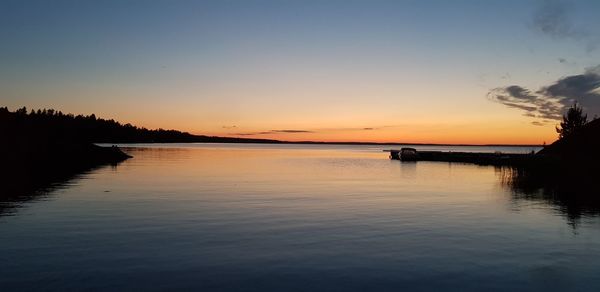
top-left (2, 143), bottom-right (600, 291)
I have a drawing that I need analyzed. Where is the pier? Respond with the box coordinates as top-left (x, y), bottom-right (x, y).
top-left (384, 148), bottom-right (537, 166)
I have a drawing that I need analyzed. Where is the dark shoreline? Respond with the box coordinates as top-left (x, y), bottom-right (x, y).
top-left (1, 143), bottom-right (131, 200)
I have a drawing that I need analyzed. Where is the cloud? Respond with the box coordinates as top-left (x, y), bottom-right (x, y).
top-left (541, 66), bottom-right (600, 99)
top-left (319, 126), bottom-right (395, 132)
top-left (505, 85), bottom-right (538, 101)
top-left (532, 0), bottom-right (599, 51)
top-left (541, 65), bottom-right (600, 113)
top-left (488, 65), bottom-right (600, 122)
top-left (232, 126), bottom-right (391, 136)
top-left (531, 121), bottom-right (546, 126)
top-left (233, 131), bottom-right (274, 136)
top-left (270, 130), bottom-right (313, 133)
top-left (222, 125), bottom-right (237, 129)
top-left (533, 0), bottom-right (579, 38)
top-left (233, 129), bottom-right (313, 136)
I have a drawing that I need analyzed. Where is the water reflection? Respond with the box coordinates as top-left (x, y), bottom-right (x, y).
top-left (497, 166), bottom-right (600, 227)
top-left (2, 144), bottom-right (600, 291)
top-left (0, 162), bottom-right (125, 217)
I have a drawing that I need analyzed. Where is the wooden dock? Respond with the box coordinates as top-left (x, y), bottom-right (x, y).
top-left (384, 149), bottom-right (537, 166)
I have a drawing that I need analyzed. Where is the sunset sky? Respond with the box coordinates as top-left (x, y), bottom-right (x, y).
top-left (2, 0), bottom-right (600, 144)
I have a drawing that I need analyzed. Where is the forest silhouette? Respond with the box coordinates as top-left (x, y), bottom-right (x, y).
top-left (0, 106), bottom-right (280, 144)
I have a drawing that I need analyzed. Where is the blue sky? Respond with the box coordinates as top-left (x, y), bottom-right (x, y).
top-left (1, 0), bottom-right (599, 143)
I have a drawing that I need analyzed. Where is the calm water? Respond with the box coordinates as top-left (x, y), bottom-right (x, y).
top-left (2, 143), bottom-right (600, 291)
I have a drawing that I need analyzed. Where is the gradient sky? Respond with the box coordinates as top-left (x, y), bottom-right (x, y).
top-left (2, 0), bottom-right (600, 144)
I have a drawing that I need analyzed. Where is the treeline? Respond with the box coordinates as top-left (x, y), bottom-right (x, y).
top-left (0, 106), bottom-right (279, 144)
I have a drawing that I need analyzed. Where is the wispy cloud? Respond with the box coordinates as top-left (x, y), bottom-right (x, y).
top-left (233, 129), bottom-right (313, 136)
top-left (488, 65), bottom-right (600, 124)
top-left (232, 126), bottom-right (394, 136)
top-left (270, 130), bottom-right (313, 133)
top-left (531, 121), bottom-right (546, 126)
top-left (318, 126), bottom-right (396, 132)
top-left (532, 0), bottom-right (599, 51)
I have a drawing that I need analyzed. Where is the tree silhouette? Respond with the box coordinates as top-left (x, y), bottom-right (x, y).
top-left (0, 106), bottom-right (281, 144)
top-left (556, 103), bottom-right (588, 139)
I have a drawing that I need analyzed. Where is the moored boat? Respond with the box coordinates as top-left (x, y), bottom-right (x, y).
top-left (400, 147), bottom-right (419, 161)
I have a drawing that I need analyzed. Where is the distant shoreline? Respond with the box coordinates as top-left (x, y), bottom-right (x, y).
top-left (1, 107), bottom-right (545, 148)
top-left (103, 140), bottom-right (543, 148)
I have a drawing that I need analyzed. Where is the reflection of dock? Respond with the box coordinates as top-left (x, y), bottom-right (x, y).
top-left (384, 148), bottom-right (536, 166)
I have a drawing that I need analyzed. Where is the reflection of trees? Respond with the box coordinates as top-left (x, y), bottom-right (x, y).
top-left (1, 107), bottom-right (134, 217)
top-left (0, 162), bottom-right (124, 217)
top-left (497, 166), bottom-right (600, 227)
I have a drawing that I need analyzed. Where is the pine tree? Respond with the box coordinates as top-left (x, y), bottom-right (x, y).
top-left (556, 103), bottom-right (588, 139)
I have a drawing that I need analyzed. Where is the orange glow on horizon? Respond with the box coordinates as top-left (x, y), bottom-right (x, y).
top-left (5, 99), bottom-right (560, 146)
top-left (194, 122), bottom-right (557, 145)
